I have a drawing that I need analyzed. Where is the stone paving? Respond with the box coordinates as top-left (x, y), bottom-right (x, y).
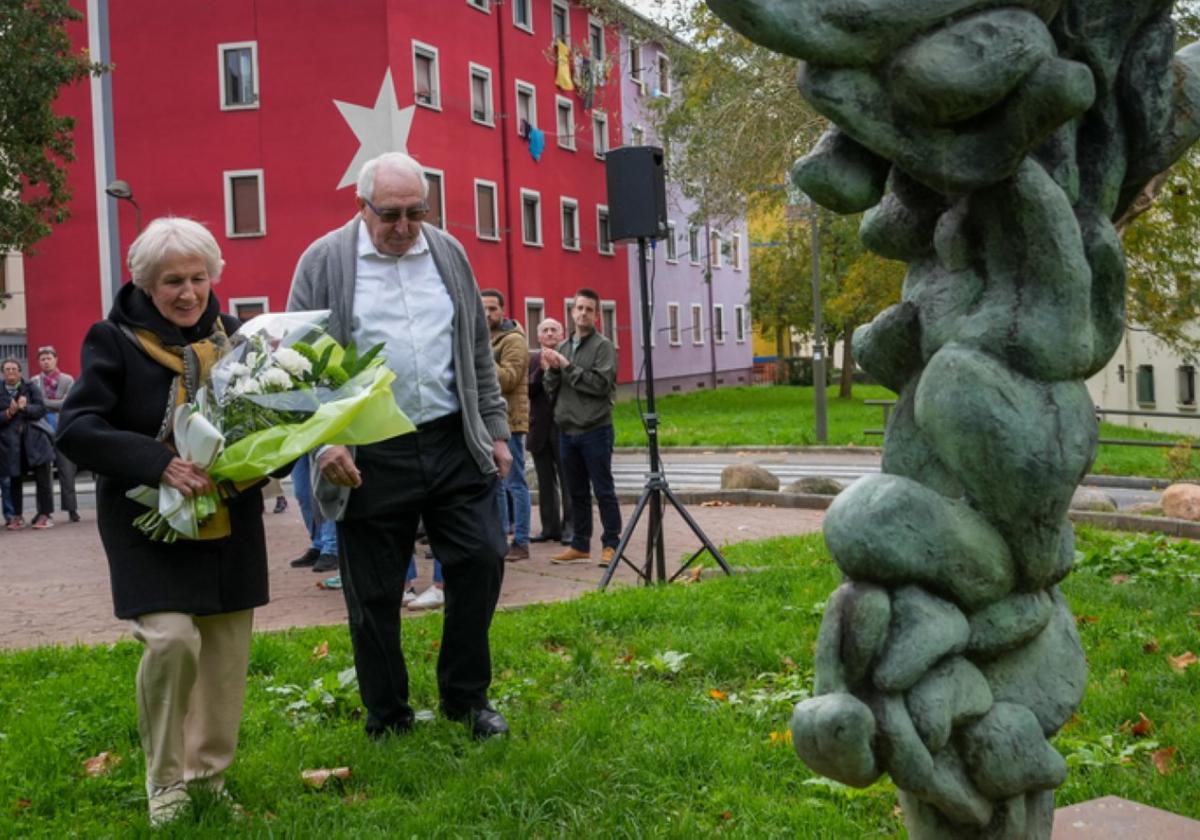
top-left (0, 501), bottom-right (824, 650)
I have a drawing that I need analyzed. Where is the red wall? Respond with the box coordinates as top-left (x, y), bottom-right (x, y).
top-left (25, 0), bottom-right (630, 379)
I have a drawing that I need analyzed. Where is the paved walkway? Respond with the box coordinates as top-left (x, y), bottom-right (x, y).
top-left (0, 502), bottom-right (824, 650)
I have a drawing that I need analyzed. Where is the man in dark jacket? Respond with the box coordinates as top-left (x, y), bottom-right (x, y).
top-left (1, 358), bottom-right (56, 530)
top-left (33, 346), bottom-right (80, 522)
top-left (543, 289), bottom-right (621, 566)
top-left (527, 317), bottom-right (571, 545)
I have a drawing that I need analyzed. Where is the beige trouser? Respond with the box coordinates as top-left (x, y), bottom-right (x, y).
top-left (129, 610), bottom-right (254, 796)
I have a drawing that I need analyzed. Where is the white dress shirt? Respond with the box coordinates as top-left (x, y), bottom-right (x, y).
top-left (353, 224), bottom-right (459, 425)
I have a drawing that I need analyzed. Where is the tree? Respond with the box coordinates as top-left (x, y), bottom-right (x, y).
top-left (0, 0), bottom-right (106, 255)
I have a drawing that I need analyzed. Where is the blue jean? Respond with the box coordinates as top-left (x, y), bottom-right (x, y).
top-left (406, 554), bottom-right (444, 585)
top-left (497, 432), bottom-right (531, 546)
top-left (560, 424), bottom-right (622, 551)
top-left (0, 476), bottom-right (14, 520)
top-left (292, 455), bottom-right (337, 555)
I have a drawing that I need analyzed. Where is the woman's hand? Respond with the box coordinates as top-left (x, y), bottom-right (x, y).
top-left (161, 457), bottom-right (216, 497)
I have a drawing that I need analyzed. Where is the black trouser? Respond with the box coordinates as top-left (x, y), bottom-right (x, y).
top-left (560, 424), bottom-right (622, 551)
top-left (55, 449), bottom-right (77, 513)
top-left (531, 429), bottom-right (570, 538)
top-left (336, 413), bottom-right (507, 734)
top-left (13, 462), bottom-right (53, 519)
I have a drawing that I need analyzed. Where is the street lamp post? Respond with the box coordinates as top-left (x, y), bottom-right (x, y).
top-left (104, 179), bottom-right (141, 234)
top-left (810, 198), bottom-right (827, 443)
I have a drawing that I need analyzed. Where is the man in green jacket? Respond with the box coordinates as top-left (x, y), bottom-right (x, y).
top-left (543, 288), bottom-right (621, 566)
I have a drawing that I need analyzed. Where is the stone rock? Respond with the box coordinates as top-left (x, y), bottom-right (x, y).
top-left (981, 588), bottom-right (1086, 736)
top-left (1070, 487), bottom-right (1118, 512)
top-left (790, 693), bottom-right (880, 788)
top-left (853, 303), bottom-right (924, 393)
top-left (1127, 501), bottom-right (1164, 516)
top-left (922, 746), bottom-right (994, 828)
top-left (874, 586), bottom-right (970, 692)
top-left (719, 463), bottom-right (779, 492)
top-left (860, 171), bottom-right (946, 262)
top-left (961, 703), bottom-right (1068, 799)
top-left (792, 127), bottom-right (890, 213)
top-left (785, 476), bottom-right (844, 496)
top-left (840, 584), bottom-right (892, 690)
top-left (879, 381), bottom-right (965, 499)
top-left (1161, 483), bottom-right (1200, 520)
top-left (905, 656), bottom-right (994, 752)
top-left (824, 473), bottom-right (1013, 610)
top-left (873, 693), bottom-right (934, 792)
top-left (967, 591), bottom-right (1053, 659)
top-left (812, 585), bottom-right (849, 696)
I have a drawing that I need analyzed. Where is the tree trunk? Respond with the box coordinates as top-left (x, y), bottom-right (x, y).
top-left (775, 326), bottom-right (787, 384)
top-left (839, 325), bottom-right (856, 399)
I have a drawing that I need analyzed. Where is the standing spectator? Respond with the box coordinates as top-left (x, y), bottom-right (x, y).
top-left (288, 151), bottom-right (511, 740)
top-left (481, 289), bottom-right (531, 562)
top-left (527, 318), bottom-right (572, 545)
top-left (544, 289), bottom-right (621, 566)
top-left (33, 346), bottom-right (80, 522)
top-left (1, 358), bottom-right (56, 530)
top-left (288, 453), bottom-right (339, 573)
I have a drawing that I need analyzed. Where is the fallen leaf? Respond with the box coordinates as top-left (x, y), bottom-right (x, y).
top-left (430, 640), bottom-right (441, 651)
top-left (781, 655), bottom-right (799, 672)
top-left (718, 810), bottom-right (733, 821)
top-left (768, 730), bottom-right (792, 744)
top-left (1075, 615), bottom-right (1099, 625)
top-left (688, 567), bottom-right (703, 583)
top-left (620, 653), bottom-right (634, 664)
top-left (301, 767), bottom-right (352, 789)
top-left (1168, 651), bottom-right (1198, 673)
top-left (1151, 746), bottom-right (1177, 775)
top-left (709, 689), bottom-right (728, 702)
top-left (1110, 574), bottom-right (1132, 585)
top-left (893, 805), bottom-right (904, 820)
top-left (311, 641), bottom-right (329, 660)
top-left (82, 752), bottom-right (121, 777)
top-left (1132, 712), bottom-right (1154, 737)
top-left (1144, 639), bottom-right (1160, 654)
top-left (15, 798), bottom-right (31, 810)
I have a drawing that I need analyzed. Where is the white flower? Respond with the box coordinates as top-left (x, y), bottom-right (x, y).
top-left (227, 362), bottom-right (252, 379)
top-left (235, 378), bottom-right (263, 396)
top-left (244, 351), bottom-right (262, 370)
top-left (273, 347), bottom-right (312, 378)
top-left (261, 367), bottom-right (294, 390)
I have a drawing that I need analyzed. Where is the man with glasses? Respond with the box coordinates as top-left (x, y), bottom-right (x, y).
top-left (288, 151), bottom-right (513, 741)
top-left (33, 346), bottom-right (80, 522)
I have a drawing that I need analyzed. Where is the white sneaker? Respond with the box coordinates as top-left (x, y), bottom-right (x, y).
top-left (147, 782), bottom-right (190, 827)
top-left (408, 586), bottom-right (445, 611)
top-left (402, 586), bottom-right (418, 606)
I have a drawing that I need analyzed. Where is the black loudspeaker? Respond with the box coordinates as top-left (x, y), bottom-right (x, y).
top-left (606, 145), bottom-right (668, 241)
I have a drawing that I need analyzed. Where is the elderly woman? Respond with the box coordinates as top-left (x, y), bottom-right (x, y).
top-left (1, 357), bottom-right (56, 530)
top-left (57, 217), bottom-right (267, 827)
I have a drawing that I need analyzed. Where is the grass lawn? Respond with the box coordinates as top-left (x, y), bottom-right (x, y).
top-left (1, 529), bottom-right (1197, 836)
top-left (613, 384), bottom-right (1197, 479)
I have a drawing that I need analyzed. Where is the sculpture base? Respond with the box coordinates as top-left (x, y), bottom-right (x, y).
top-left (1053, 796), bottom-right (1200, 838)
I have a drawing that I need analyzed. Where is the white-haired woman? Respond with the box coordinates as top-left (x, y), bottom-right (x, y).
top-left (57, 217), bottom-right (268, 827)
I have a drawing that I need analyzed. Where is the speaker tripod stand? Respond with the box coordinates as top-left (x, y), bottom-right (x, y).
top-left (598, 237), bottom-right (733, 589)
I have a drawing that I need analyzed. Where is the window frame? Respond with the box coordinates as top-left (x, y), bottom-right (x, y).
top-left (563, 296), bottom-right (575, 334)
top-left (592, 110), bottom-right (608, 159)
top-left (601, 299), bottom-right (618, 348)
top-left (731, 232), bottom-right (743, 271)
top-left (228, 296), bottom-right (269, 321)
top-left (665, 220), bottom-right (678, 263)
top-left (629, 39), bottom-right (644, 94)
top-left (512, 0), bottom-right (533, 33)
top-left (223, 168), bottom-right (266, 238)
top-left (560, 196), bottom-right (581, 251)
top-left (713, 304), bottom-right (726, 344)
top-left (1136, 364), bottom-right (1156, 406)
top-left (690, 303), bottom-right (704, 346)
top-left (218, 41), bottom-right (259, 111)
top-left (551, 0), bottom-right (570, 43)
top-left (1179, 365), bottom-right (1197, 408)
top-left (423, 167), bottom-right (446, 230)
top-left (521, 188), bottom-right (543, 247)
top-left (596, 205), bottom-right (614, 256)
top-left (515, 79), bottom-right (537, 136)
top-left (734, 304), bottom-right (747, 343)
top-left (688, 226), bottom-right (701, 266)
top-left (667, 303), bottom-right (681, 346)
top-left (656, 50), bottom-right (671, 96)
top-left (524, 298), bottom-right (545, 349)
top-left (555, 95), bottom-right (576, 150)
top-left (412, 40), bottom-right (442, 110)
top-left (709, 230), bottom-right (723, 269)
top-left (588, 16), bottom-right (605, 63)
top-left (466, 0), bottom-right (490, 12)
top-left (468, 63), bottom-right (495, 127)
top-left (630, 124), bottom-right (645, 147)
top-left (474, 178), bottom-right (500, 241)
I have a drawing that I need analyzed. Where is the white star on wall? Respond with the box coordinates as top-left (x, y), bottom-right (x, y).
top-left (334, 69), bottom-right (416, 190)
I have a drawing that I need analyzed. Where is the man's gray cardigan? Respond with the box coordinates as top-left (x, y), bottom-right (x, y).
top-left (287, 217), bottom-right (510, 521)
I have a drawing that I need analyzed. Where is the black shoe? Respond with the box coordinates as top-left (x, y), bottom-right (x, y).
top-left (448, 706), bottom-right (508, 740)
top-left (311, 553), bottom-right (339, 573)
top-left (67, 510), bottom-right (81, 523)
top-left (273, 496), bottom-right (288, 514)
top-left (290, 547), bottom-right (320, 568)
top-left (530, 532), bottom-right (560, 543)
top-left (365, 710), bottom-right (415, 740)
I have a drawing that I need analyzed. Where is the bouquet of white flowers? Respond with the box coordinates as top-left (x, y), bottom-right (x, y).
top-left (128, 310), bottom-right (414, 541)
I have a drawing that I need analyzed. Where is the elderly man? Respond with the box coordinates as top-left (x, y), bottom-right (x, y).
top-left (527, 318), bottom-right (571, 545)
top-left (288, 151), bottom-right (512, 740)
top-left (33, 346), bottom-right (80, 522)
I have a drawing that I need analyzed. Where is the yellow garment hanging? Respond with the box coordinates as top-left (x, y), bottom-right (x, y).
top-left (556, 39), bottom-right (574, 91)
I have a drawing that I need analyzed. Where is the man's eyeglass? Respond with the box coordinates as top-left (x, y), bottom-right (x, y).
top-left (362, 197), bottom-right (429, 224)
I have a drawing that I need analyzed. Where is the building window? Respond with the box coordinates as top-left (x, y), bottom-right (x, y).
top-left (413, 41), bottom-right (440, 109)
top-left (656, 51), bottom-right (671, 96)
top-left (218, 42), bottom-right (258, 110)
top-left (563, 296), bottom-right (575, 332)
top-left (229, 297), bottom-right (269, 321)
top-left (223, 170), bottom-right (265, 238)
top-left (467, 0), bottom-right (490, 11)
top-left (667, 303), bottom-right (681, 346)
top-left (630, 40), bottom-right (644, 92)
top-left (1179, 365), bottom-right (1196, 407)
top-left (688, 226), bottom-right (700, 265)
top-left (525, 298), bottom-right (545, 348)
top-left (665, 221), bottom-right (677, 262)
top-left (475, 179), bottom-right (499, 240)
top-left (630, 124), bottom-right (645, 146)
top-left (709, 230), bottom-right (722, 268)
top-left (597, 206), bottom-right (614, 255)
top-left (731, 233), bottom-right (742, 270)
top-left (713, 304), bottom-right (726, 344)
top-left (513, 0), bottom-right (533, 32)
top-left (561, 197), bottom-right (580, 250)
top-left (1136, 364), bottom-right (1156, 405)
top-left (521, 189), bottom-right (542, 246)
top-left (601, 300), bottom-right (618, 347)
top-left (592, 111), bottom-right (608, 159)
top-left (516, 80), bottom-right (536, 137)
top-left (552, 0), bottom-right (570, 42)
top-left (469, 64), bottom-right (494, 126)
top-left (556, 96), bottom-right (575, 150)
top-left (691, 304), bottom-right (704, 345)
top-left (424, 169), bottom-right (445, 229)
top-left (735, 305), bottom-right (747, 342)
top-left (588, 17), bottom-right (605, 62)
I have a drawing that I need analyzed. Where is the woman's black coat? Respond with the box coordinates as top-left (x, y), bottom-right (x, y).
top-left (57, 283), bottom-right (269, 620)
top-left (0, 378), bottom-right (55, 476)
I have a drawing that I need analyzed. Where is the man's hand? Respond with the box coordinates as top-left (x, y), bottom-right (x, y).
top-left (160, 457), bottom-right (216, 498)
top-left (492, 439), bottom-right (513, 479)
top-left (318, 445), bottom-right (363, 488)
top-left (542, 349), bottom-right (568, 370)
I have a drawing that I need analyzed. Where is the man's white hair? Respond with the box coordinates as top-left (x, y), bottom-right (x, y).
top-left (357, 152), bottom-right (430, 202)
top-left (126, 217), bottom-right (224, 289)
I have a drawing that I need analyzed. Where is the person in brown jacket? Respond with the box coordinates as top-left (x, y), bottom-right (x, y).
top-left (482, 289), bottom-right (531, 561)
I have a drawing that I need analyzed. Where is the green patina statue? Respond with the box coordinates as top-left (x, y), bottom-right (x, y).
top-left (704, 2), bottom-right (1200, 837)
